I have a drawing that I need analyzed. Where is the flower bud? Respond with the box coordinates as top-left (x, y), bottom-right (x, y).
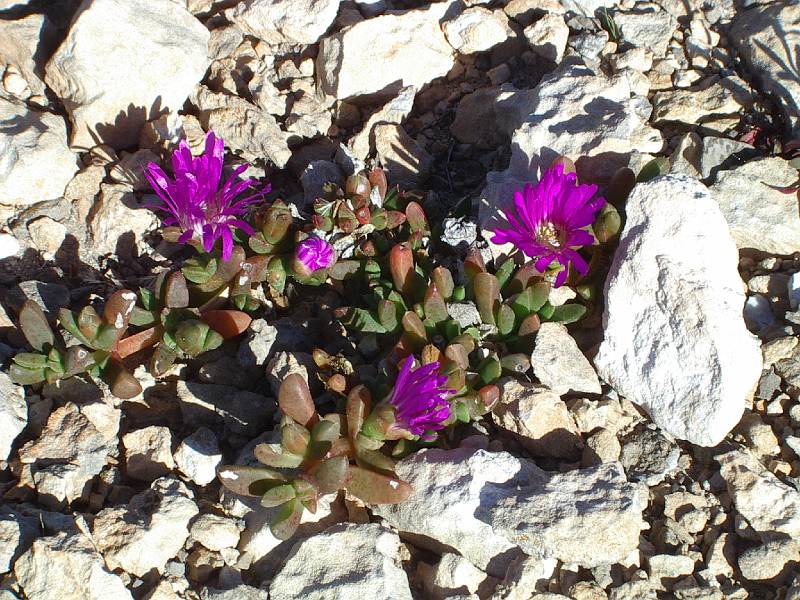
top-left (293, 237), bottom-right (335, 278)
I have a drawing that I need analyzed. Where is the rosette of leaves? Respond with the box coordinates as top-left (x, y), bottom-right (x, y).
top-left (9, 291), bottom-right (143, 398)
top-left (218, 374), bottom-right (411, 540)
top-left (119, 270), bottom-right (252, 376)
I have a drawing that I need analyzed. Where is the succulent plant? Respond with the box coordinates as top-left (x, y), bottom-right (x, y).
top-left (10, 291), bottom-right (143, 398)
top-left (218, 373), bottom-right (413, 540)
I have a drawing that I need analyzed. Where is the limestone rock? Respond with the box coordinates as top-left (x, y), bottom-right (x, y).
top-left (731, 2), bottom-right (800, 134)
top-left (173, 427), bottom-right (222, 486)
top-left (0, 97), bottom-right (78, 206)
top-left (710, 157), bottom-right (800, 255)
top-left (737, 538), bottom-right (800, 581)
top-left (15, 532), bottom-right (132, 600)
top-left (92, 477), bottom-right (199, 577)
top-left (45, 0), bottom-right (210, 149)
top-left (87, 184), bottom-right (159, 258)
top-left (0, 507), bottom-right (37, 574)
top-left (373, 446), bottom-right (545, 577)
top-left (0, 12), bottom-right (56, 98)
top-left (192, 86), bottom-right (291, 168)
top-left (17, 402), bottom-right (116, 507)
top-left (190, 514), bottom-right (240, 552)
top-left (443, 7), bottom-right (512, 54)
top-left (493, 378), bottom-right (581, 458)
top-left (176, 380), bottom-right (276, 436)
top-left (523, 13), bottom-right (568, 63)
top-left (613, 8), bottom-right (677, 57)
top-left (0, 232), bottom-right (20, 259)
top-left (269, 523), bottom-right (412, 600)
top-left (717, 450), bottom-right (800, 539)
top-left (652, 77), bottom-right (752, 125)
top-left (594, 175), bottom-right (762, 446)
top-left (374, 123), bottom-right (433, 186)
top-left (229, 0), bottom-right (339, 45)
top-left (419, 553), bottom-right (487, 599)
top-left (531, 322), bottom-right (601, 396)
top-left (349, 85), bottom-right (416, 160)
top-left (0, 373), bottom-right (26, 462)
top-left (122, 426), bottom-right (175, 481)
top-left (487, 462), bottom-right (647, 568)
top-left (316, 3), bottom-right (455, 100)
top-left (479, 63), bottom-right (661, 251)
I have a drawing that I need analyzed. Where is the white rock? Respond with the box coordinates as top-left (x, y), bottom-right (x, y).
top-left (613, 8), bottom-right (677, 57)
top-left (479, 63), bottom-right (661, 253)
top-left (173, 427), bottom-right (222, 486)
top-left (92, 477), bottom-right (199, 577)
top-left (15, 532), bottom-right (132, 600)
top-left (122, 426), bottom-right (175, 481)
top-left (0, 372), bottom-right (26, 462)
top-left (652, 77), bottom-right (752, 124)
top-left (269, 523), bottom-right (413, 600)
top-left (737, 539), bottom-right (800, 581)
top-left (229, 0), bottom-right (339, 45)
top-left (594, 175), bottom-right (762, 447)
top-left (374, 123), bottom-right (433, 186)
top-left (531, 322), bottom-right (602, 395)
top-left (190, 514), bottom-right (240, 551)
top-left (487, 462), bottom-right (647, 568)
top-left (373, 446), bottom-right (544, 577)
top-left (45, 0), bottom-right (210, 149)
top-left (27, 217), bottom-right (67, 257)
top-left (710, 157), bottom-right (800, 255)
top-left (730, 2), bottom-right (800, 134)
top-left (0, 232), bottom-right (20, 259)
top-left (0, 97), bottom-right (78, 206)
top-left (316, 3), bottom-right (455, 100)
top-left (717, 450), bottom-right (800, 539)
top-left (489, 554), bottom-right (557, 599)
top-left (17, 403), bottom-right (115, 507)
top-left (191, 86), bottom-right (291, 168)
top-left (523, 13), bottom-right (569, 63)
top-left (0, 12), bottom-right (54, 97)
top-left (349, 85), bottom-right (416, 160)
top-left (647, 554), bottom-right (695, 585)
top-left (443, 7), bottom-right (512, 54)
top-left (420, 553), bottom-right (487, 598)
top-left (87, 184), bottom-right (159, 258)
top-left (790, 272), bottom-right (800, 310)
top-left (493, 378), bottom-right (581, 458)
top-left (0, 508), bottom-right (37, 574)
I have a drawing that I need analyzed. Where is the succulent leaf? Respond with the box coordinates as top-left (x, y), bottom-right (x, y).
top-left (346, 466), bottom-right (412, 504)
top-left (278, 373), bottom-right (317, 427)
top-left (19, 301), bottom-right (55, 352)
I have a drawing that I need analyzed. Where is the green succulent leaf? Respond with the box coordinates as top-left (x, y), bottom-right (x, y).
top-left (270, 498), bottom-right (303, 540)
top-left (174, 320), bottom-right (223, 357)
top-left (216, 465), bottom-right (287, 497)
top-left (637, 157), bottom-right (669, 183)
top-left (473, 273), bottom-right (500, 326)
top-left (261, 484), bottom-right (296, 508)
top-left (254, 443), bottom-right (305, 469)
top-left (547, 304), bottom-right (587, 324)
top-left (19, 301), bottom-right (55, 352)
top-left (9, 362), bottom-right (47, 385)
top-left (313, 456), bottom-right (349, 495)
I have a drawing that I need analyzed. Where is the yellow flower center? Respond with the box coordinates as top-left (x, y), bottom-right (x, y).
top-left (536, 222), bottom-right (564, 249)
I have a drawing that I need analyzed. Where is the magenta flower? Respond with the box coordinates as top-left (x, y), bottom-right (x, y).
top-left (144, 130), bottom-right (268, 262)
top-left (296, 237), bottom-right (335, 272)
top-left (387, 357), bottom-right (454, 440)
top-left (490, 163), bottom-right (605, 287)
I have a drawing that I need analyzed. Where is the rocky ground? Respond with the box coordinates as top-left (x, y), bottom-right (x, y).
top-left (2, 0), bottom-right (800, 599)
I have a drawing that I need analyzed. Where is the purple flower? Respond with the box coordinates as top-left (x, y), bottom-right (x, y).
top-left (144, 130), bottom-right (268, 262)
top-left (387, 357), bottom-right (454, 440)
top-left (296, 237), bottom-right (335, 272)
top-left (490, 163), bottom-right (605, 287)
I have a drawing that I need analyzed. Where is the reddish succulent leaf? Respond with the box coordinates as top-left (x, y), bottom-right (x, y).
top-left (389, 243), bottom-right (415, 297)
top-left (217, 465), bottom-right (286, 497)
top-left (200, 310), bottom-right (252, 339)
top-left (405, 201), bottom-right (429, 233)
top-left (431, 267), bottom-right (454, 300)
top-left (421, 344), bottom-right (442, 365)
top-left (607, 167), bottom-right (636, 206)
top-left (163, 273), bottom-right (190, 309)
top-left (197, 245), bottom-right (245, 293)
top-left (346, 385), bottom-right (371, 442)
top-left (464, 246), bottom-right (486, 282)
top-left (473, 273), bottom-right (500, 326)
top-left (478, 384), bottom-right (501, 411)
top-left (281, 422), bottom-right (311, 455)
top-left (114, 326), bottom-right (161, 360)
top-left (106, 364), bottom-right (143, 399)
top-left (346, 466), bottom-right (412, 504)
top-left (279, 373), bottom-right (317, 427)
top-left (551, 155), bottom-right (576, 175)
top-left (368, 168), bottom-right (388, 200)
top-left (313, 456), bottom-right (349, 495)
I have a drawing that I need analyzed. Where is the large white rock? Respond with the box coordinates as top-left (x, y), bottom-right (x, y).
top-left (730, 2), bottom-right (800, 135)
top-left (487, 462), bottom-right (647, 567)
top-left (316, 2), bottom-right (456, 100)
top-left (15, 532), bottom-right (133, 600)
top-left (0, 97), bottom-right (78, 206)
top-left (92, 477), bottom-right (199, 577)
top-left (717, 450), bottom-right (800, 539)
top-left (710, 157), bottom-right (800, 255)
top-left (0, 11), bottom-right (56, 97)
top-left (269, 523), bottom-right (413, 600)
top-left (443, 7), bottom-right (512, 54)
top-left (373, 446), bottom-right (543, 577)
top-left (479, 62), bottom-right (662, 253)
top-left (0, 373), bottom-right (26, 462)
top-left (229, 0), bottom-right (340, 45)
top-left (45, 0), bottom-right (210, 149)
top-left (594, 176), bottom-right (762, 447)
